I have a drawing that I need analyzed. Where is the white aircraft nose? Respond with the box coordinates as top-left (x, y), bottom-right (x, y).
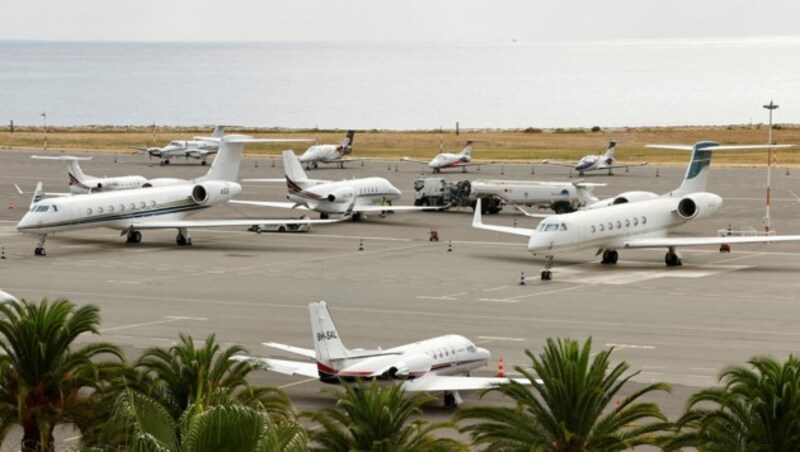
top-left (477, 347), bottom-right (491, 362)
top-left (527, 233), bottom-right (553, 253)
top-left (16, 213), bottom-right (34, 232)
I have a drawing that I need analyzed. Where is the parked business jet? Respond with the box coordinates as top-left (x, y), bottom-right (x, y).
top-left (542, 140), bottom-right (648, 176)
top-left (16, 136), bottom-right (336, 256)
top-left (232, 301), bottom-right (526, 407)
top-left (403, 141), bottom-right (484, 173)
top-left (134, 126), bottom-right (225, 166)
top-left (30, 156), bottom-right (148, 194)
top-left (233, 150), bottom-right (433, 221)
top-left (474, 141), bottom-right (799, 280)
top-left (298, 130), bottom-right (360, 169)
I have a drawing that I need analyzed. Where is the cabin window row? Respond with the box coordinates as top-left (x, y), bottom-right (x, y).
top-left (358, 187), bottom-right (379, 195)
top-left (590, 216), bottom-right (647, 234)
top-left (87, 200), bottom-right (157, 215)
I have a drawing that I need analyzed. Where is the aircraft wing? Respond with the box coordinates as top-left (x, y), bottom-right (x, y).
top-left (402, 374), bottom-right (532, 392)
top-left (473, 200), bottom-right (536, 237)
top-left (624, 235), bottom-right (800, 249)
top-left (540, 160), bottom-right (577, 168)
top-left (514, 205), bottom-right (553, 219)
top-left (242, 179), bottom-right (287, 183)
top-left (129, 217), bottom-right (338, 229)
top-left (229, 200), bottom-right (310, 210)
top-left (351, 204), bottom-right (442, 213)
top-left (262, 342), bottom-right (316, 359)
top-left (14, 183), bottom-right (71, 198)
top-left (400, 157), bottom-right (430, 164)
top-left (607, 161), bottom-right (649, 169)
top-left (230, 355), bottom-right (319, 378)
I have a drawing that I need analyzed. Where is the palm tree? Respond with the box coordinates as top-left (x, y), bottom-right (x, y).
top-left (103, 387), bottom-right (310, 451)
top-left (457, 337), bottom-right (671, 451)
top-left (0, 298), bottom-right (124, 451)
top-left (667, 354), bottom-right (800, 451)
top-left (306, 380), bottom-right (465, 452)
top-left (134, 333), bottom-right (292, 420)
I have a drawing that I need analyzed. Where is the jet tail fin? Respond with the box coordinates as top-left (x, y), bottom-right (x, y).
top-left (282, 150), bottom-right (312, 189)
top-left (29, 182), bottom-right (43, 209)
top-left (211, 125), bottom-right (226, 138)
top-left (459, 141), bottom-right (474, 157)
top-left (310, 301), bottom-right (349, 365)
top-left (603, 140), bottom-right (616, 160)
top-left (342, 130), bottom-right (355, 147)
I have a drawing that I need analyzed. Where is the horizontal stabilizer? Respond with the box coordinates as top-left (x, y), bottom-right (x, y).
top-left (229, 200), bottom-right (310, 211)
top-left (514, 205), bottom-right (552, 218)
top-left (402, 374), bottom-right (532, 392)
top-left (647, 144), bottom-right (794, 151)
top-left (31, 155), bottom-right (92, 161)
top-left (230, 356), bottom-right (318, 378)
top-left (473, 199), bottom-right (536, 237)
top-left (262, 342), bottom-right (316, 359)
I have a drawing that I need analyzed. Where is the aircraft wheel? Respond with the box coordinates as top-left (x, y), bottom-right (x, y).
top-left (541, 270), bottom-right (552, 281)
top-left (35, 247), bottom-right (45, 256)
top-left (176, 234), bottom-right (187, 246)
top-left (201, 160), bottom-right (207, 166)
top-left (444, 392), bottom-right (457, 408)
top-left (665, 252), bottom-right (682, 267)
top-left (320, 213), bottom-right (329, 220)
top-left (609, 250), bottom-right (618, 264)
top-left (278, 226), bottom-right (286, 232)
top-left (159, 161), bottom-right (166, 167)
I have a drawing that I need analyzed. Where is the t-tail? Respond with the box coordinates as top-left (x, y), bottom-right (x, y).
top-left (211, 125), bottom-right (226, 138)
top-left (65, 159), bottom-right (91, 191)
top-left (342, 130), bottom-right (355, 148)
top-left (282, 150), bottom-right (314, 190)
top-left (602, 140), bottom-right (617, 161)
top-left (459, 141), bottom-right (474, 157)
top-left (667, 141), bottom-right (718, 197)
top-left (310, 301), bottom-right (349, 376)
top-left (29, 182), bottom-right (43, 209)
top-left (195, 136), bottom-right (247, 183)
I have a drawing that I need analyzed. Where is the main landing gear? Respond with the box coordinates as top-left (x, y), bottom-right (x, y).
top-left (540, 255), bottom-right (554, 281)
top-left (34, 234), bottom-right (47, 256)
top-left (159, 159), bottom-right (171, 166)
top-left (126, 230), bottom-right (142, 244)
top-left (665, 247), bottom-right (682, 266)
top-left (601, 249), bottom-right (619, 264)
top-left (443, 390), bottom-right (463, 408)
top-left (176, 227), bottom-right (192, 246)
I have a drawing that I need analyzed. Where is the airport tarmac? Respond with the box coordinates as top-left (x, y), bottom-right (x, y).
top-left (2, 148), bottom-right (800, 447)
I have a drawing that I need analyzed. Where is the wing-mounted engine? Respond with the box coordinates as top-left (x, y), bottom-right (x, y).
top-left (190, 181), bottom-right (242, 205)
top-left (386, 353), bottom-right (434, 379)
top-left (675, 192), bottom-right (723, 220)
top-left (142, 178), bottom-right (185, 188)
top-left (187, 149), bottom-right (208, 159)
top-left (326, 187), bottom-right (356, 203)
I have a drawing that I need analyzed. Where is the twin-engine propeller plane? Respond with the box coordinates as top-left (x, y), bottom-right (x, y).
top-left (403, 141), bottom-right (484, 173)
top-left (233, 150), bottom-right (435, 221)
top-left (474, 141), bottom-right (800, 280)
top-left (542, 140), bottom-right (648, 176)
top-left (298, 130), bottom-right (361, 169)
top-left (133, 125), bottom-right (225, 166)
top-left (16, 136), bottom-right (337, 256)
top-left (232, 301), bottom-right (527, 407)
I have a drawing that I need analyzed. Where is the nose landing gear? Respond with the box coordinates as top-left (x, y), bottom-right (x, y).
top-left (34, 234), bottom-right (47, 256)
top-left (541, 255), bottom-right (554, 280)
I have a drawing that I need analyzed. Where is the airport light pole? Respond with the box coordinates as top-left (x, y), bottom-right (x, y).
top-left (41, 111), bottom-right (47, 151)
top-left (763, 100), bottom-right (779, 236)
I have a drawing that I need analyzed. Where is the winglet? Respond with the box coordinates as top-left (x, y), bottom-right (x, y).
top-left (472, 199), bottom-right (483, 228)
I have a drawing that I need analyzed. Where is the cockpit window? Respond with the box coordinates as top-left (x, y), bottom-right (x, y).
top-left (544, 224), bottom-right (559, 232)
top-left (35, 205), bottom-right (50, 213)
top-left (467, 345), bottom-right (476, 353)
top-left (560, 223), bottom-right (567, 231)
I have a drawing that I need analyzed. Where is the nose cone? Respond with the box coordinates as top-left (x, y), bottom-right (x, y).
top-left (427, 159), bottom-right (437, 169)
top-left (527, 232), bottom-right (552, 253)
top-left (16, 212), bottom-right (34, 232)
top-left (477, 347), bottom-right (491, 363)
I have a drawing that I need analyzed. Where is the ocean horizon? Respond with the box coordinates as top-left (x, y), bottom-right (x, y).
top-left (2, 37), bottom-right (799, 129)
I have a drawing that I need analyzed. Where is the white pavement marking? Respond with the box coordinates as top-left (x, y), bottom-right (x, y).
top-left (417, 291), bottom-right (468, 301)
top-left (606, 343), bottom-right (656, 350)
top-left (279, 377), bottom-right (319, 389)
top-left (99, 315), bottom-right (206, 333)
top-left (483, 285), bottom-right (509, 292)
top-left (551, 261), bottom-right (752, 285)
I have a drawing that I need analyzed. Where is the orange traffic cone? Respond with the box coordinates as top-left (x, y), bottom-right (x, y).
top-left (8, 201), bottom-right (13, 210)
top-left (496, 358), bottom-right (506, 377)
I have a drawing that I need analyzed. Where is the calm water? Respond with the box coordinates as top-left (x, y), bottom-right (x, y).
top-left (1, 38), bottom-right (799, 129)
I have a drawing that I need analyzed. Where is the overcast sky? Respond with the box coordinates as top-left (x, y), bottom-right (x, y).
top-left (2, 0), bottom-right (799, 43)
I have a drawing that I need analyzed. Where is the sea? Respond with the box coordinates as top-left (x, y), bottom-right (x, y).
top-left (1, 37), bottom-right (799, 130)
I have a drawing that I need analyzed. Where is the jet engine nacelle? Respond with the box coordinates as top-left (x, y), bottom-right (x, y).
top-left (190, 181), bottom-right (242, 205)
top-left (675, 192), bottom-right (723, 220)
top-left (587, 191), bottom-right (658, 209)
top-left (387, 353), bottom-right (434, 379)
top-left (142, 178), bottom-right (185, 188)
top-left (326, 187), bottom-right (356, 203)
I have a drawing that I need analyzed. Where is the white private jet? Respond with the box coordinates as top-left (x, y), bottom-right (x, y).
top-left (232, 301), bottom-right (526, 407)
top-left (474, 141), bottom-right (800, 280)
top-left (299, 130), bottom-right (361, 169)
top-left (29, 156), bottom-right (148, 194)
top-left (233, 150), bottom-right (434, 221)
top-left (16, 136), bottom-right (336, 256)
top-left (542, 140), bottom-right (648, 176)
top-left (133, 126), bottom-right (225, 166)
top-left (403, 141), bottom-right (484, 173)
